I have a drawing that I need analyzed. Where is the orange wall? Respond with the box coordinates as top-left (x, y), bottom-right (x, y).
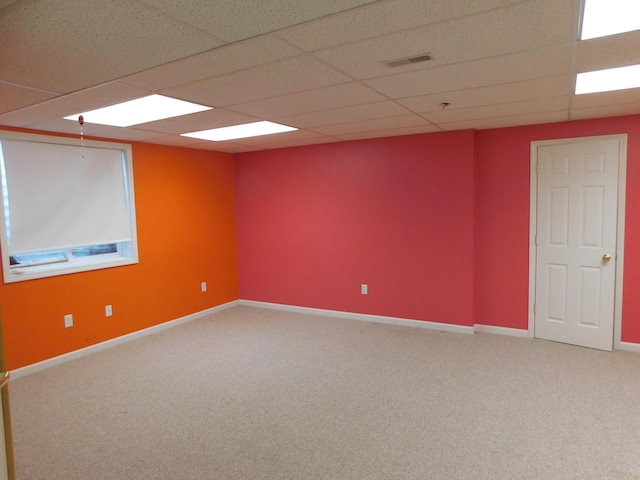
top-left (5, 113), bottom-right (640, 370)
top-left (0, 132), bottom-right (239, 370)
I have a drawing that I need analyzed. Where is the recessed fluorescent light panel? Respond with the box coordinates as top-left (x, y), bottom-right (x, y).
top-left (182, 121), bottom-right (297, 142)
top-left (64, 94), bottom-right (212, 127)
top-left (575, 64), bottom-right (640, 94)
top-left (581, 0), bottom-right (640, 40)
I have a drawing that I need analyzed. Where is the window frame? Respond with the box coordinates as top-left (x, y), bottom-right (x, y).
top-left (0, 130), bottom-right (139, 283)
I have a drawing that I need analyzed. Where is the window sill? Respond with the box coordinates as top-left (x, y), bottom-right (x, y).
top-left (4, 254), bottom-right (138, 283)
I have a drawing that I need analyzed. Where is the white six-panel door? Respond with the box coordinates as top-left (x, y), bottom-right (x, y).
top-left (534, 137), bottom-right (621, 351)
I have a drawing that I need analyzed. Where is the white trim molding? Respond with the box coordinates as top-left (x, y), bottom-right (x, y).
top-left (13, 300), bottom-right (571, 380)
top-left (618, 342), bottom-right (640, 353)
top-left (474, 324), bottom-right (529, 338)
top-left (12, 300), bottom-right (241, 379)
top-left (238, 300), bottom-right (475, 335)
top-left (529, 134), bottom-right (627, 350)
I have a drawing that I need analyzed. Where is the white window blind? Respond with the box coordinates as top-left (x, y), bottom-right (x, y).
top-left (2, 139), bottom-right (132, 255)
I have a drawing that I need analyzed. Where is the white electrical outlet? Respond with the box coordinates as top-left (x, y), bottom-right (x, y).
top-left (201, 282), bottom-right (207, 292)
top-left (361, 284), bottom-right (368, 295)
top-left (105, 305), bottom-right (113, 317)
top-left (64, 314), bottom-right (73, 328)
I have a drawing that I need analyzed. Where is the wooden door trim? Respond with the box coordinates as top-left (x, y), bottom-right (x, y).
top-left (528, 134), bottom-right (627, 349)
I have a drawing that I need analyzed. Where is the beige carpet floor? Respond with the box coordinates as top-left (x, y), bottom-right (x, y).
top-left (9, 306), bottom-right (640, 479)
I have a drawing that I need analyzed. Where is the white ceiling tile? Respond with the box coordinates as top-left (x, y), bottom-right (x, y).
top-left (335, 124), bottom-right (441, 141)
top-left (0, 0), bottom-right (19, 9)
top-left (222, 129), bottom-right (329, 147)
top-left (162, 56), bottom-right (352, 107)
top-left (572, 88), bottom-right (640, 109)
top-left (439, 111), bottom-right (569, 131)
top-left (16, 82), bottom-right (149, 118)
top-left (89, 127), bottom-right (167, 142)
top-left (279, 0), bottom-right (525, 51)
top-left (137, 0), bottom-right (378, 43)
top-left (0, 82), bottom-right (59, 114)
top-left (313, 0), bottom-right (574, 80)
top-left (135, 109), bottom-right (259, 135)
top-left (189, 141), bottom-right (264, 153)
top-left (424, 97), bottom-right (570, 125)
top-left (0, 0), bottom-right (223, 93)
top-left (0, 111), bottom-right (52, 128)
top-left (24, 118), bottom-right (110, 136)
top-left (243, 136), bottom-right (342, 150)
top-left (144, 135), bottom-right (206, 147)
top-left (279, 101), bottom-right (412, 128)
top-left (398, 76), bottom-right (572, 113)
top-left (311, 114), bottom-right (432, 136)
top-left (158, 135), bottom-right (211, 148)
top-left (228, 83), bottom-right (388, 118)
top-left (120, 36), bottom-right (301, 92)
top-left (2, 0), bottom-right (640, 150)
top-left (364, 46), bottom-right (573, 99)
top-left (576, 30), bottom-right (640, 73)
top-left (571, 102), bottom-right (640, 121)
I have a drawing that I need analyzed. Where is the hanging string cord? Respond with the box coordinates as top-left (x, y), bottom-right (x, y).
top-left (79, 115), bottom-right (85, 145)
top-left (78, 115), bottom-right (85, 157)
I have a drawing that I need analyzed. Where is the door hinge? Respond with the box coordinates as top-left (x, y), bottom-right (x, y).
top-left (535, 234), bottom-right (538, 245)
top-left (536, 161), bottom-right (539, 174)
top-left (533, 304), bottom-right (537, 314)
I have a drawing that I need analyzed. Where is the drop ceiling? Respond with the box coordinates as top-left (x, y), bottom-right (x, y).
top-left (1, 0), bottom-right (639, 153)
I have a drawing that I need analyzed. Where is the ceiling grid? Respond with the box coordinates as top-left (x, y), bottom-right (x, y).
top-left (0, 0), bottom-right (638, 152)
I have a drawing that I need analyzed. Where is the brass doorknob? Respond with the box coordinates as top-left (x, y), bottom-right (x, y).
top-left (602, 254), bottom-right (612, 262)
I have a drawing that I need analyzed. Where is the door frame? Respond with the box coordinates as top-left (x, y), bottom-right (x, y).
top-left (528, 134), bottom-right (627, 349)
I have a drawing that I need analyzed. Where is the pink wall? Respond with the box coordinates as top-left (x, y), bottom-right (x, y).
top-left (237, 114), bottom-right (640, 342)
top-left (7, 113), bottom-right (639, 369)
top-left (236, 131), bottom-right (476, 326)
top-left (474, 115), bottom-right (640, 342)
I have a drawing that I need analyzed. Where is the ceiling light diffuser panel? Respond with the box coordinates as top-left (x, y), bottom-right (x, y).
top-left (581, 0), bottom-right (640, 40)
top-left (64, 95), bottom-right (212, 127)
top-left (575, 64), bottom-right (640, 94)
top-left (182, 121), bottom-right (297, 141)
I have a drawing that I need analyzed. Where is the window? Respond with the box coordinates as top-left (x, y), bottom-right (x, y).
top-left (0, 131), bottom-right (138, 282)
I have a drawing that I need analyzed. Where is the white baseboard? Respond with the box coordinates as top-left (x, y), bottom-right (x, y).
top-left (13, 300), bottom-right (550, 379)
top-left (238, 300), bottom-right (475, 335)
top-left (11, 300), bottom-right (241, 379)
top-left (617, 341), bottom-right (640, 352)
top-left (474, 324), bottom-right (530, 338)
top-left (473, 325), bottom-right (638, 349)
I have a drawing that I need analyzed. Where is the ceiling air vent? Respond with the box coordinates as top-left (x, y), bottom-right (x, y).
top-left (383, 53), bottom-right (432, 68)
